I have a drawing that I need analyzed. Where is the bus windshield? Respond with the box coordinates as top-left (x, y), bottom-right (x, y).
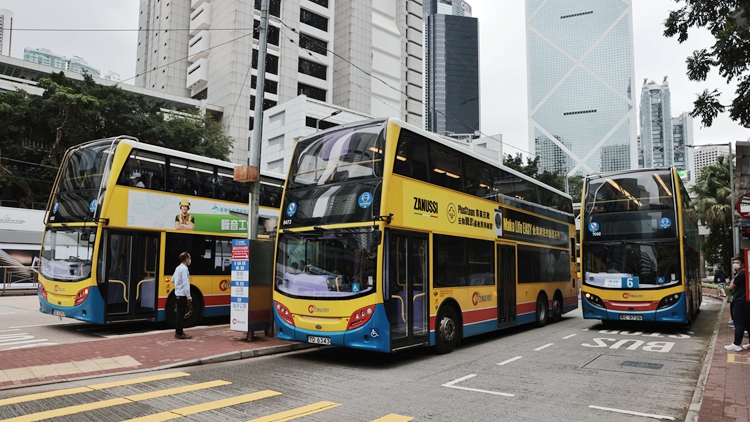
top-left (582, 242), bottom-right (681, 289)
top-left (41, 227), bottom-right (96, 282)
top-left (50, 140), bottom-right (115, 223)
top-left (584, 170), bottom-right (674, 214)
top-left (288, 121), bottom-right (385, 189)
top-left (276, 229), bottom-right (379, 299)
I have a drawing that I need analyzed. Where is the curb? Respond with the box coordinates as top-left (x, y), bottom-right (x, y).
top-left (686, 295), bottom-right (725, 422)
top-left (0, 343), bottom-right (318, 392)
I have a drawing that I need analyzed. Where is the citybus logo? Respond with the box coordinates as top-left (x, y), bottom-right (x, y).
top-left (308, 305), bottom-right (330, 313)
top-left (472, 292), bottom-right (492, 306)
top-left (219, 280), bottom-right (230, 291)
top-left (54, 285), bottom-right (65, 292)
top-left (622, 293), bottom-right (644, 299)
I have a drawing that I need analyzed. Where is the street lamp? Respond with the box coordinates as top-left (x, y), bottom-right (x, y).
top-left (683, 142), bottom-right (738, 257)
top-left (316, 110), bottom-right (342, 132)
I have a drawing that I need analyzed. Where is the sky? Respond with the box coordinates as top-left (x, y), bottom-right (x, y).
top-left (3, 0), bottom-right (749, 158)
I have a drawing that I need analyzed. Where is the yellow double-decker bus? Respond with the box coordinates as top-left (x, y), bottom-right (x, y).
top-left (580, 167), bottom-right (701, 323)
top-left (38, 136), bottom-right (283, 326)
top-left (272, 119), bottom-right (578, 353)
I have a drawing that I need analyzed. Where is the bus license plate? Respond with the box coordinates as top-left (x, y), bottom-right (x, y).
top-left (53, 310), bottom-right (65, 317)
top-left (620, 315), bottom-right (642, 321)
top-left (307, 336), bottom-right (331, 345)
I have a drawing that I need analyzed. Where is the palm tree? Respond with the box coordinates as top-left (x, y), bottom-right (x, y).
top-left (690, 155), bottom-right (733, 268)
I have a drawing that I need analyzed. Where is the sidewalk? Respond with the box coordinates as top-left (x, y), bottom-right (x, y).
top-left (0, 325), bottom-right (314, 390)
top-left (696, 294), bottom-right (750, 422)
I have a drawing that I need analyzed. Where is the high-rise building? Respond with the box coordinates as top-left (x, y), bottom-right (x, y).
top-left (424, 0), bottom-right (480, 136)
top-left (136, 0), bottom-right (423, 165)
top-left (526, 0), bottom-right (637, 175)
top-left (640, 77), bottom-right (673, 168)
top-left (694, 145), bottom-right (729, 181)
top-left (23, 48), bottom-right (101, 77)
top-left (639, 78), bottom-right (694, 179)
top-left (0, 9), bottom-right (12, 57)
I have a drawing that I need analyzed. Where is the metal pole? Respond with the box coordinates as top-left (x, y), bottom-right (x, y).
top-left (729, 141), bottom-right (738, 256)
top-left (249, 0), bottom-right (270, 241)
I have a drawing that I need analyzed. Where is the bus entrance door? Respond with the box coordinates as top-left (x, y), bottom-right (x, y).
top-left (386, 231), bottom-right (430, 350)
top-left (105, 232), bottom-right (159, 322)
top-left (497, 243), bottom-right (517, 328)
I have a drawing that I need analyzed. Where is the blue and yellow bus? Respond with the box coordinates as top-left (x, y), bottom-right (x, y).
top-left (272, 118), bottom-right (578, 353)
top-left (580, 167), bottom-right (701, 323)
top-left (38, 137), bottom-right (283, 326)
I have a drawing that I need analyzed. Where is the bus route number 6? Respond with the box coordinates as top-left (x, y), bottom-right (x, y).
top-left (622, 277), bottom-right (639, 289)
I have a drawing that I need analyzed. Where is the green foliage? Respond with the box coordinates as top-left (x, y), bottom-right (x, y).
top-left (664, 1), bottom-right (750, 127)
top-left (502, 152), bottom-right (584, 200)
top-left (0, 72), bottom-right (233, 208)
top-left (690, 154), bottom-right (733, 268)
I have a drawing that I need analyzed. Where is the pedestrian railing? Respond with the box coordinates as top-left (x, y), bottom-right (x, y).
top-left (1, 265), bottom-right (38, 295)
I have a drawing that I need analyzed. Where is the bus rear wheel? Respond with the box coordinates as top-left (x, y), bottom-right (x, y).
top-left (550, 294), bottom-right (563, 323)
top-left (435, 305), bottom-right (459, 354)
top-left (535, 294), bottom-right (548, 327)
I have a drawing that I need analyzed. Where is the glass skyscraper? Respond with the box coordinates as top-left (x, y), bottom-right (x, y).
top-left (424, 0), bottom-right (480, 136)
top-left (526, 0), bottom-right (637, 175)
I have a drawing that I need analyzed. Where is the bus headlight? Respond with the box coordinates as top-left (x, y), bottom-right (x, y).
top-left (275, 301), bottom-right (295, 326)
top-left (74, 287), bottom-right (89, 306)
top-left (39, 283), bottom-right (47, 301)
top-left (347, 305), bottom-right (375, 330)
top-left (657, 293), bottom-right (681, 309)
top-left (584, 292), bottom-right (605, 308)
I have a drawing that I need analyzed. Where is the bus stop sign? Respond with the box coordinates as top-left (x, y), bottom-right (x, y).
top-left (737, 193), bottom-right (750, 219)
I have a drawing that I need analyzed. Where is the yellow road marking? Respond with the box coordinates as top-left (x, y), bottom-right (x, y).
top-left (727, 354), bottom-right (750, 364)
top-left (371, 415), bottom-right (414, 422)
top-left (4, 380), bottom-right (230, 422)
top-left (0, 372), bottom-right (190, 407)
top-left (122, 390), bottom-right (282, 421)
top-left (247, 401), bottom-right (341, 422)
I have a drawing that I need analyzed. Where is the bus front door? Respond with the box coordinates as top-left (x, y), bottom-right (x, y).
top-left (386, 231), bottom-right (429, 350)
top-left (105, 232), bottom-right (159, 322)
top-left (497, 243), bottom-right (517, 328)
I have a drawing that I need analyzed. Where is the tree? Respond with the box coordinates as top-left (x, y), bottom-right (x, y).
top-left (0, 72), bottom-right (233, 208)
top-left (503, 152), bottom-right (539, 177)
top-left (690, 155), bottom-right (733, 268)
top-left (664, 1), bottom-right (750, 127)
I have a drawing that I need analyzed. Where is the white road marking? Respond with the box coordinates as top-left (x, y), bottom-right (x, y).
top-left (534, 343), bottom-right (554, 351)
top-left (497, 356), bottom-right (522, 366)
top-left (0, 312), bottom-right (15, 315)
top-left (589, 405), bottom-right (675, 420)
top-left (563, 334), bottom-right (577, 339)
top-left (442, 374), bottom-right (514, 397)
top-left (0, 329), bottom-right (21, 333)
top-left (9, 322), bottom-right (71, 328)
top-left (583, 328), bottom-right (589, 331)
top-left (4, 343), bottom-right (58, 350)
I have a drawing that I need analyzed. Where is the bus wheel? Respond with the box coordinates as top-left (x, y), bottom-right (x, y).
top-left (550, 294), bottom-right (563, 323)
top-left (435, 305), bottom-right (459, 354)
top-left (165, 294), bottom-right (202, 329)
top-left (535, 294), bottom-right (548, 327)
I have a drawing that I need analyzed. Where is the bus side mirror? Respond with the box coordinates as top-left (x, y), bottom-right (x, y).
top-left (372, 229), bottom-right (382, 247)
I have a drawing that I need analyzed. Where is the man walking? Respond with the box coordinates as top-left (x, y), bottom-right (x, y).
top-left (173, 252), bottom-right (193, 339)
top-left (715, 266), bottom-right (728, 298)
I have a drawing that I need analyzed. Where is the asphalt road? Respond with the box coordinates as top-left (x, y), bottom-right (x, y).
top-left (0, 295), bottom-right (721, 421)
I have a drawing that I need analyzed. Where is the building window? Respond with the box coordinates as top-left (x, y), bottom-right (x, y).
top-left (299, 33), bottom-right (327, 55)
top-left (298, 83), bottom-right (326, 101)
top-left (305, 116), bottom-right (337, 130)
top-left (300, 8), bottom-right (328, 32)
top-left (252, 50), bottom-right (279, 75)
top-left (250, 96), bottom-right (277, 110)
top-left (254, 20), bottom-right (280, 46)
top-left (254, 0), bottom-right (281, 18)
top-left (251, 75), bottom-right (278, 94)
top-left (307, 0), bottom-right (329, 7)
top-left (298, 58), bottom-right (327, 80)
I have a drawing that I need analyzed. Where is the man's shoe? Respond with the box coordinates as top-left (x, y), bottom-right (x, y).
top-left (729, 321), bottom-right (735, 328)
top-left (724, 343), bottom-right (742, 351)
top-left (175, 333), bottom-right (192, 339)
top-left (742, 344), bottom-right (750, 350)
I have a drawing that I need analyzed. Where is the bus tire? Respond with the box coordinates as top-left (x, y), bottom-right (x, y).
top-left (550, 292), bottom-right (563, 323)
top-left (435, 305), bottom-right (459, 354)
top-left (535, 294), bottom-right (548, 327)
top-left (165, 291), bottom-right (202, 329)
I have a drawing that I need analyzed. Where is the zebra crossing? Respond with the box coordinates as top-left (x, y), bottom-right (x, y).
top-left (0, 372), bottom-right (413, 421)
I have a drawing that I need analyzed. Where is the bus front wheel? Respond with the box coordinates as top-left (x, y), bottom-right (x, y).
top-left (435, 305), bottom-right (459, 354)
top-left (535, 294), bottom-right (548, 327)
top-left (166, 292), bottom-right (202, 329)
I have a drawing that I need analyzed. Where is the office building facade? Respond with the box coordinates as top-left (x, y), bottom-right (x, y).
top-left (0, 9), bottom-right (12, 57)
top-left (23, 48), bottom-right (101, 77)
top-left (136, 0), bottom-right (423, 166)
top-left (424, 0), bottom-right (480, 136)
top-left (526, 0), bottom-right (637, 175)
